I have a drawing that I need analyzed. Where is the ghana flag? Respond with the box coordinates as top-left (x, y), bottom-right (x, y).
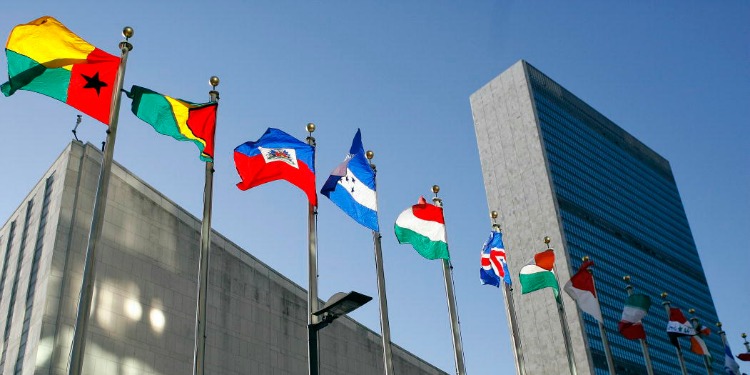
top-left (127, 85), bottom-right (217, 162)
top-left (1, 16), bottom-right (120, 124)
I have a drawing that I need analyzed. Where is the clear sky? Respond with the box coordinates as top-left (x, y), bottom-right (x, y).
top-left (1, 2), bottom-right (748, 374)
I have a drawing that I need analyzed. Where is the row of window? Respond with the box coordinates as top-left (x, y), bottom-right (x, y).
top-left (524, 75), bottom-right (724, 372)
top-left (14, 173), bottom-right (54, 374)
top-left (0, 199), bottom-right (35, 369)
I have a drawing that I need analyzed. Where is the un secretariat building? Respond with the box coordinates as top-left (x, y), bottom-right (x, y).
top-left (0, 141), bottom-right (446, 375)
top-left (471, 61), bottom-right (722, 374)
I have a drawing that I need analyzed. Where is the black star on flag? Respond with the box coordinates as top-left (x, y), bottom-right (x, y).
top-left (81, 72), bottom-right (108, 96)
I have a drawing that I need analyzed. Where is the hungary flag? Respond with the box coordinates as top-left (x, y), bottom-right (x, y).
top-left (394, 197), bottom-right (449, 260)
top-left (1, 16), bottom-right (120, 124)
top-left (618, 293), bottom-right (651, 340)
top-left (519, 249), bottom-right (558, 296)
top-left (127, 86), bottom-right (218, 162)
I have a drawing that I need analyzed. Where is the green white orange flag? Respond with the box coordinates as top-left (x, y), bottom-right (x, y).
top-left (394, 197), bottom-right (449, 260)
top-left (127, 85), bottom-right (218, 162)
top-left (1, 16), bottom-right (120, 124)
top-left (519, 249), bottom-right (558, 296)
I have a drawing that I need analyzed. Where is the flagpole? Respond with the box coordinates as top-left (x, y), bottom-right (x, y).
top-left (68, 27), bottom-right (133, 375)
top-left (660, 292), bottom-right (689, 375)
top-left (688, 309), bottom-right (713, 375)
top-left (306, 123), bottom-right (320, 375)
top-left (431, 185), bottom-right (467, 375)
top-left (192, 76), bottom-right (220, 375)
top-left (582, 256), bottom-right (615, 375)
top-left (490, 211), bottom-right (526, 375)
top-left (742, 332), bottom-right (749, 354)
top-left (545, 237), bottom-right (577, 375)
top-left (365, 151), bottom-right (395, 375)
top-left (622, 276), bottom-right (655, 375)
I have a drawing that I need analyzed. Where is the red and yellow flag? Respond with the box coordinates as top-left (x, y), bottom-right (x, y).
top-left (1, 16), bottom-right (120, 124)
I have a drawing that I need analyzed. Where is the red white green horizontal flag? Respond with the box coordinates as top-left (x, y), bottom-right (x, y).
top-left (519, 249), bottom-right (558, 297)
top-left (394, 197), bottom-right (449, 260)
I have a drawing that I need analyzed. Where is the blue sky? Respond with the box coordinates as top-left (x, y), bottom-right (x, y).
top-left (1, 2), bottom-right (748, 374)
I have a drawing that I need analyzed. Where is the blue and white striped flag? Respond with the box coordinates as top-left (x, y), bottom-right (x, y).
top-left (321, 129), bottom-right (379, 231)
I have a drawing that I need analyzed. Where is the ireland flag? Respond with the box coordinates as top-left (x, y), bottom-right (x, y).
top-left (519, 249), bottom-right (558, 296)
top-left (394, 197), bottom-right (449, 260)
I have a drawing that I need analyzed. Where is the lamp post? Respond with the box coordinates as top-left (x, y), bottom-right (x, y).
top-left (309, 291), bottom-right (372, 375)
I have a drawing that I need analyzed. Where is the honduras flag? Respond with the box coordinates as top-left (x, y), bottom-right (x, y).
top-left (480, 231), bottom-right (512, 287)
top-left (321, 129), bottom-right (379, 231)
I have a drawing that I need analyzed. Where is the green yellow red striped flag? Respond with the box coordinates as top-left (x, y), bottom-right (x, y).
top-left (127, 85), bottom-right (217, 162)
top-left (1, 16), bottom-right (120, 124)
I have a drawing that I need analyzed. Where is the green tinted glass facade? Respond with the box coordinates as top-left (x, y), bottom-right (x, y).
top-left (526, 64), bottom-right (722, 374)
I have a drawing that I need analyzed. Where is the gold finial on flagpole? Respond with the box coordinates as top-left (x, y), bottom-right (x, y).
top-left (120, 27), bottom-right (134, 51)
top-left (582, 256), bottom-right (590, 261)
top-left (209, 76), bottom-right (220, 101)
top-left (431, 185), bottom-right (441, 206)
top-left (660, 292), bottom-right (671, 307)
top-left (208, 76), bottom-right (220, 102)
top-left (490, 211), bottom-right (500, 231)
top-left (544, 236), bottom-right (551, 249)
top-left (688, 308), bottom-right (695, 315)
top-left (366, 150), bottom-right (376, 172)
top-left (306, 123), bottom-right (316, 147)
top-left (623, 275), bottom-right (631, 283)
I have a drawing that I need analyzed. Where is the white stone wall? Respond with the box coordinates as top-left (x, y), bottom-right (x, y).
top-left (470, 61), bottom-right (593, 375)
top-left (0, 141), bottom-right (446, 375)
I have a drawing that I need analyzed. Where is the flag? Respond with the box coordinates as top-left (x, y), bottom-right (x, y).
top-left (480, 231), bottom-right (511, 287)
top-left (737, 352), bottom-right (750, 362)
top-left (320, 129), bottom-right (378, 231)
top-left (563, 260), bottom-right (602, 322)
top-left (725, 344), bottom-right (741, 375)
top-left (394, 197), bottom-right (449, 260)
top-left (519, 249), bottom-right (558, 296)
top-left (1, 16), bottom-right (120, 124)
top-left (666, 308), bottom-right (696, 346)
top-left (690, 336), bottom-right (710, 358)
top-left (690, 324), bottom-right (711, 358)
top-left (234, 128), bottom-right (317, 205)
top-left (127, 85), bottom-right (217, 162)
top-left (618, 293), bottom-right (651, 340)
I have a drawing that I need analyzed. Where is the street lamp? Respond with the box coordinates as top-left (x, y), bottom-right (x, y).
top-left (309, 291), bottom-right (372, 375)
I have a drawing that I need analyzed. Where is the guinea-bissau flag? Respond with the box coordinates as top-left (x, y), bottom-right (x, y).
top-left (1, 16), bottom-right (120, 124)
top-left (127, 86), bottom-right (217, 162)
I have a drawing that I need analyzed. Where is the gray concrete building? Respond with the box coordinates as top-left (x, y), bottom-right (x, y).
top-left (470, 61), bottom-right (721, 374)
top-left (0, 141), bottom-right (446, 375)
